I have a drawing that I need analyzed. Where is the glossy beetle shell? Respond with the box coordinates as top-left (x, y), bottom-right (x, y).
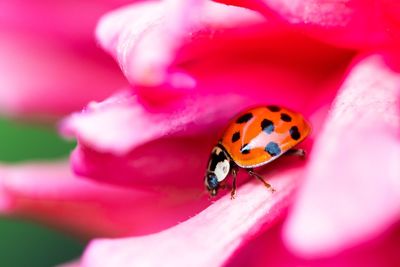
top-left (219, 106), bottom-right (311, 168)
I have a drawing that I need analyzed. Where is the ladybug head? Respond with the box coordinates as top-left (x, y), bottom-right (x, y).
top-left (205, 146), bottom-right (231, 197)
top-left (205, 173), bottom-right (219, 196)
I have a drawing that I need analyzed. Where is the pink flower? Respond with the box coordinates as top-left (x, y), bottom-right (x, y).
top-left (1, 1), bottom-right (400, 267)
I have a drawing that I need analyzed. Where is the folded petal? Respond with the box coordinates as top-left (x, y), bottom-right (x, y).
top-left (73, 166), bottom-right (303, 267)
top-left (96, 1), bottom-right (354, 104)
top-left (0, 162), bottom-right (209, 237)
top-left (61, 91), bottom-right (246, 155)
top-left (96, 1), bottom-right (264, 87)
top-left (284, 55), bottom-right (400, 257)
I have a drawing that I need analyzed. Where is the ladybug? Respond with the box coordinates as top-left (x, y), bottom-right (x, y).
top-left (205, 105), bottom-right (311, 199)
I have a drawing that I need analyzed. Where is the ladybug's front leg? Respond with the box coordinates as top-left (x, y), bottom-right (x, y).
top-left (247, 169), bottom-right (276, 193)
top-left (230, 166), bottom-right (238, 199)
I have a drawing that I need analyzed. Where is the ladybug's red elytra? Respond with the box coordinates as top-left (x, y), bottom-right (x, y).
top-left (205, 105), bottom-right (311, 199)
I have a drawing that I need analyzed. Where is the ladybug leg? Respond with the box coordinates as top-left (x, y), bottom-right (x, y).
top-left (230, 167), bottom-right (238, 199)
top-left (248, 169), bottom-right (276, 192)
top-left (285, 148), bottom-right (306, 158)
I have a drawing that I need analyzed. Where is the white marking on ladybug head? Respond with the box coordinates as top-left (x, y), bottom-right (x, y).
top-left (215, 160), bottom-right (230, 182)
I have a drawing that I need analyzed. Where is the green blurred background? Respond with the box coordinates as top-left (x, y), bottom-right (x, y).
top-left (0, 118), bottom-right (84, 266)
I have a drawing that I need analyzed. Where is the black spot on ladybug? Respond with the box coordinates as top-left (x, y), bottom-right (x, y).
top-left (236, 113), bottom-right (253, 123)
top-left (240, 144), bottom-right (251, 154)
top-left (231, 131), bottom-right (240, 143)
top-left (265, 142), bottom-right (281, 157)
top-left (261, 119), bottom-right (274, 134)
top-left (290, 126), bottom-right (301, 140)
top-left (280, 113), bottom-right (292, 122)
top-left (267, 105), bottom-right (281, 112)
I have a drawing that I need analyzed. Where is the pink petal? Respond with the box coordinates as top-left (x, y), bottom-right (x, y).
top-left (61, 91), bottom-right (247, 155)
top-left (0, 0), bottom-right (134, 44)
top-left (69, 136), bottom-right (215, 188)
top-left (74, 166), bottom-right (304, 267)
top-left (0, 0), bottom-right (131, 117)
top-left (228, 222), bottom-right (400, 267)
top-left (0, 162), bottom-right (209, 237)
top-left (0, 31), bottom-right (126, 117)
top-left (96, 0), bottom-right (355, 105)
top-left (96, 1), bottom-right (264, 88)
top-left (218, 0), bottom-right (400, 48)
top-left (284, 55), bottom-right (400, 257)
top-left (57, 260), bottom-right (81, 267)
